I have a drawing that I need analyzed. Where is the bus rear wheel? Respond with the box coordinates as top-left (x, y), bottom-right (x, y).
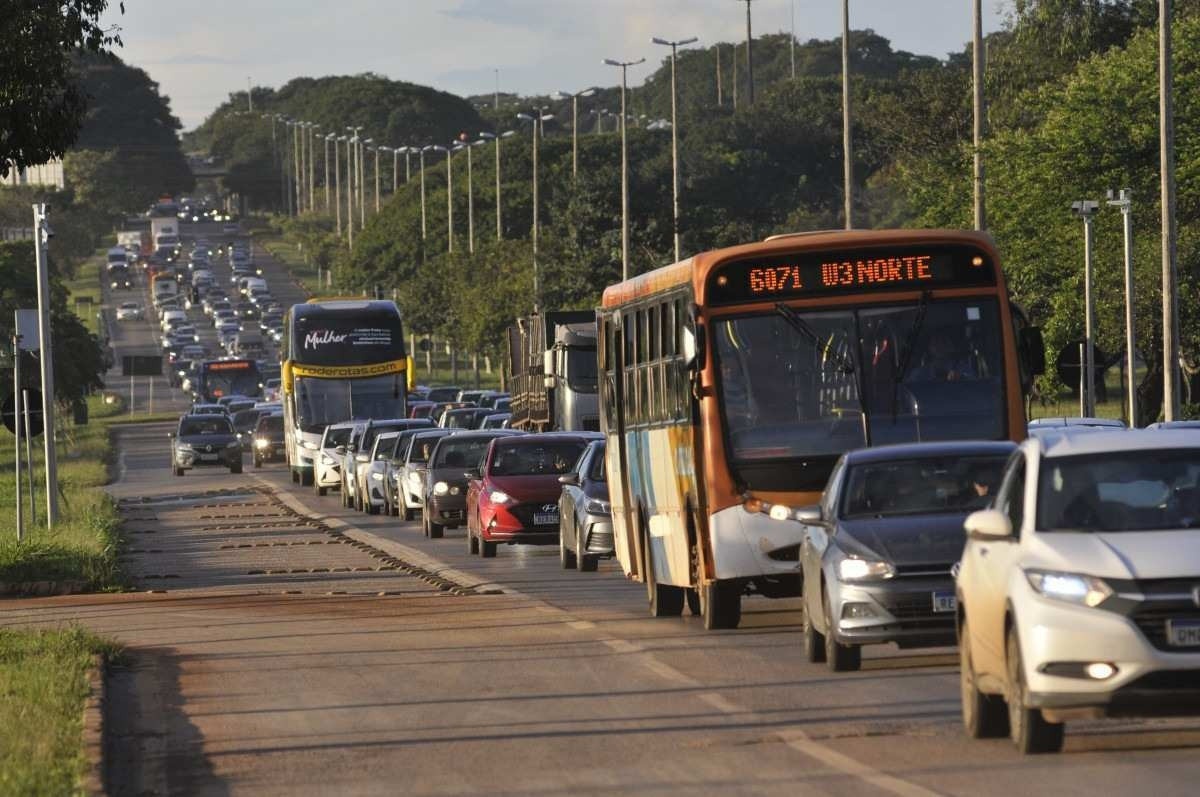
top-left (643, 524), bottom-right (684, 617)
top-left (701, 580), bottom-right (742, 630)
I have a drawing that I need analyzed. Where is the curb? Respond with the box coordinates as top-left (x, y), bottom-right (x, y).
top-left (0, 581), bottom-right (89, 597)
top-left (256, 478), bottom-right (523, 597)
top-left (80, 653), bottom-right (107, 796)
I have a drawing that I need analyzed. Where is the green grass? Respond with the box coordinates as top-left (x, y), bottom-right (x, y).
top-left (0, 394), bottom-right (129, 589)
top-left (254, 232), bottom-right (321, 295)
top-left (0, 627), bottom-right (122, 796)
top-left (63, 255), bottom-right (105, 337)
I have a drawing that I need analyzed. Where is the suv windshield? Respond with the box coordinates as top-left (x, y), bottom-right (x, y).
top-left (180, 418), bottom-right (233, 436)
top-left (842, 455), bottom-right (1009, 518)
top-left (714, 299), bottom-right (1005, 491)
top-left (491, 441), bottom-right (587, 477)
top-left (1038, 449), bottom-right (1200, 531)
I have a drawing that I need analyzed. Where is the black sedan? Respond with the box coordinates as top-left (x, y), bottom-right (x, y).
top-left (557, 440), bottom-right (613, 572)
top-left (171, 414), bottom-right (243, 476)
top-left (251, 413), bottom-right (285, 468)
top-left (798, 440), bottom-right (1015, 672)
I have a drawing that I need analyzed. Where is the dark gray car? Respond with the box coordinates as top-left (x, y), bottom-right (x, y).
top-left (557, 440), bottom-right (612, 572)
top-left (799, 440), bottom-right (1015, 672)
top-left (171, 414), bottom-right (243, 476)
top-left (423, 430), bottom-right (522, 539)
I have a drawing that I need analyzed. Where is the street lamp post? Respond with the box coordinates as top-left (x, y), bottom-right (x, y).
top-left (390, 146), bottom-right (399, 195)
top-left (362, 138), bottom-right (374, 225)
top-left (1071, 200), bottom-right (1100, 417)
top-left (557, 88), bottom-right (599, 181)
top-left (324, 133), bottom-right (332, 214)
top-left (372, 143), bottom-right (381, 214)
top-left (309, 123), bottom-right (318, 212)
top-left (465, 139), bottom-right (479, 253)
top-left (293, 121), bottom-right (302, 216)
top-left (334, 136), bottom-right (343, 236)
top-left (346, 126), bottom-right (362, 232)
top-left (1108, 189), bottom-right (1139, 426)
top-left (972, 0), bottom-right (986, 231)
top-left (603, 57), bottom-right (646, 281)
top-left (841, 0), bottom-right (853, 229)
top-left (735, 0), bottom-right (755, 104)
top-left (652, 35), bottom-right (698, 263)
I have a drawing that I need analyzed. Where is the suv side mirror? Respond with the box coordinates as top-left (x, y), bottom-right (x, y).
top-left (964, 509), bottom-right (1014, 541)
top-left (558, 472), bottom-right (580, 486)
top-left (334, 445), bottom-right (347, 456)
top-left (167, 431), bottom-right (176, 439)
top-left (794, 504), bottom-right (822, 524)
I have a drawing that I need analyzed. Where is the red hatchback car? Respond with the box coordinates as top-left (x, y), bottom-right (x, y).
top-left (466, 433), bottom-right (598, 558)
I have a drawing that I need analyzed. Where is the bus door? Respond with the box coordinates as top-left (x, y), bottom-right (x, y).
top-left (607, 310), bottom-right (641, 580)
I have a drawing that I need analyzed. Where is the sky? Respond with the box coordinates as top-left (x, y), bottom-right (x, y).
top-left (103, 0), bottom-right (1010, 130)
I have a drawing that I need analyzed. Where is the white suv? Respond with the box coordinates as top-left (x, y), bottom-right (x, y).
top-left (957, 429), bottom-right (1200, 753)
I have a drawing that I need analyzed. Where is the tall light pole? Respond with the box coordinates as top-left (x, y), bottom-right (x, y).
top-left (420, 145), bottom-right (437, 241)
top-left (738, 0), bottom-right (755, 105)
top-left (389, 146), bottom-right (399, 195)
top-left (652, 36), bottom-right (698, 263)
top-left (1071, 200), bottom-right (1099, 417)
top-left (557, 87), bottom-right (599, 181)
top-left (1108, 189), bottom-right (1139, 426)
top-left (841, 0), bottom-right (853, 229)
top-left (370, 142), bottom-right (381, 214)
top-left (362, 138), bottom-right (373, 226)
top-left (790, 0), bottom-right (796, 79)
top-left (465, 139), bottom-right (482, 253)
top-left (518, 110), bottom-right (553, 304)
top-left (603, 57), bottom-right (645, 281)
top-left (480, 131), bottom-right (514, 240)
top-left (347, 126), bottom-right (362, 233)
top-left (308, 123), bottom-right (318, 212)
top-left (972, 0), bottom-right (986, 231)
top-left (334, 136), bottom-right (343, 236)
top-left (33, 204), bottom-right (57, 525)
top-left (1160, 0), bottom-right (1180, 421)
top-left (293, 121), bottom-right (303, 216)
top-left (443, 144), bottom-right (453, 252)
top-left (324, 133), bottom-right (332, 213)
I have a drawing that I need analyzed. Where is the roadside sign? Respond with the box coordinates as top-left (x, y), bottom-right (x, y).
top-left (122, 355), bottom-right (162, 377)
top-left (15, 309), bottom-right (39, 351)
top-left (2, 390), bottom-right (43, 437)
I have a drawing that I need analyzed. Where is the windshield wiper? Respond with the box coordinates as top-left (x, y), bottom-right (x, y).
top-left (774, 303), bottom-right (855, 374)
top-left (894, 291), bottom-right (931, 386)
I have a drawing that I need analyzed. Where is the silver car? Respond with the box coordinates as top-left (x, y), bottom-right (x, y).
top-left (359, 431), bottom-right (401, 515)
top-left (396, 429), bottom-right (457, 521)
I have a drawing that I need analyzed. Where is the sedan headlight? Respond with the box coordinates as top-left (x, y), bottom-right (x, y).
top-left (254, 438), bottom-right (270, 449)
top-left (837, 557), bottom-right (896, 583)
top-left (585, 498), bottom-right (611, 514)
top-left (1025, 570), bottom-right (1113, 608)
top-left (433, 481), bottom-right (449, 496)
top-left (321, 453), bottom-right (336, 466)
top-left (489, 490), bottom-right (511, 505)
top-left (300, 439), bottom-right (319, 451)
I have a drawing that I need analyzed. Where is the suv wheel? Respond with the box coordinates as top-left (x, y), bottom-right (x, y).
top-left (961, 617), bottom-right (1008, 738)
top-left (823, 586), bottom-right (861, 672)
top-left (1006, 630), bottom-right (1064, 753)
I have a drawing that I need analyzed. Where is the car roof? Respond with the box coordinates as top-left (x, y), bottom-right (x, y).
top-left (1035, 428), bottom-right (1200, 458)
top-left (843, 440), bottom-right (1017, 465)
top-left (1027, 416), bottom-right (1126, 428)
top-left (439, 430), bottom-right (522, 440)
top-left (1146, 420), bottom-right (1200, 429)
top-left (493, 432), bottom-right (601, 445)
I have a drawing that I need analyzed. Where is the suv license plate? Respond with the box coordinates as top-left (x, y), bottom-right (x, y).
top-left (932, 591), bottom-right (957, 613)
top-left (533, 513), bottom-right (558, 525)
top-left (1166, 619), bottom-right (1200, 647)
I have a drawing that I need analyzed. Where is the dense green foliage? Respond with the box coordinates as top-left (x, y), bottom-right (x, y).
top-left (0, 1), bottom-right (121, 175)
top-left (204, 1), bottom-right (1199, 420)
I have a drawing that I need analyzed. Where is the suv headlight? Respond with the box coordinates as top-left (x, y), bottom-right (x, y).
top-left (300, 439), bottom-right (319, 451)
top-left (489, 490), bottom-right (511, 505)
top-left (255, 438), bottom-right (270, 449)
top-left (1025, 570), bottom-right (1113, 608)
top-left (837, 557), bottom-right (895, 583)
top-left (176, 442), bottom-right (193, 451)
top-left (585, 498), bottom-right (611, 514)
top-left (433, 481), bottom-right (449, 496)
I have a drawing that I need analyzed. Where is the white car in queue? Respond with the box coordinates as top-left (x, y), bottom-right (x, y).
top-left (957, 429), bottom-right (1200, 754)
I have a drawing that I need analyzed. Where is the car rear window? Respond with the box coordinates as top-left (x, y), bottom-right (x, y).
top-left (491, 441), bottom-right (587, 477)
top-left (432, 437), bottom-right (496, 469)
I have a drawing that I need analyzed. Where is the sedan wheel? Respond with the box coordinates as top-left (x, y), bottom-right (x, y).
top-left (822, 587), bottom-right (861, 672)
top-left (576, 522), bottom-right (597, 573)
top-left (801, 581), bottom-right (826, 663)
top-left (559, 521), bottom-right (577, 569)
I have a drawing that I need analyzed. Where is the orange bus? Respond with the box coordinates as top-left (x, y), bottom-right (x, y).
top-left (598, 229), bottom-right (1044, 629)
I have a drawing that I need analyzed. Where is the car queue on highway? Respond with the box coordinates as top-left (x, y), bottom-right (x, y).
top-left (109, 204), bottom-right (1200, 758)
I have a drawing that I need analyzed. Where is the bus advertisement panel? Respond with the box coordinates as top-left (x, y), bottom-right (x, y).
top-left (598, 229), bottom-right (1044, 630)
top-left (281, 300), bottom-right (409, 485)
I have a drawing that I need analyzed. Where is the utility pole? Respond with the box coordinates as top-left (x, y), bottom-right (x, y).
top-left (33, 204), bottom-right (57, 526)
top-left (1160, 0), bottom-right (1180, 421)
top-left (733, 42), bottom-right (739, 110)
top-left (373, 144), bottom-right (381, 213)
top-left (391, 147), bottom-right (399, 195)
top-left (334, 137), bottom-right (342, 236)
top-left (603, 58), bottom-right (645, 281)
top-left (247, 77), bottom-right (253, 112)
top-left (324, 134), bottom-right (332, 213)
top-left (740, 0), bottom-right (755, 105)
top-left (309, 123), bottom-right (317, 212)
top-left (716, 45), bottom-right (723, 107)
top-left (494, 69), bottom-right (500, 110)
top-left (293, 122), bottom-right (302, 215)
top-left (360, 138), bottom-right (370, 228)
top-left (466, 140), bottom-right (476, 253)
top-left (1071, 200), bottom-right (1099, 417)
top-left (790, 0), bottom-right (796, 79)
top-left (1108, 189), bottom-right (1139, 426)
top-left (841, 0), bottom-right (853, 229)
top-left (653, 36), bottom-right (698, 264)
top-left (419, 146), bottom-right (430, 241)
top-left (972, 0), bottom-right (986, 231)
top-left (13, 319), bottom-right (22, 542)
top-left (445, 146), bottom-right (453, 253)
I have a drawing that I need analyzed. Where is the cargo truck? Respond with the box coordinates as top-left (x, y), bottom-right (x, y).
top-left (506, 311), bottom-right (599, 432)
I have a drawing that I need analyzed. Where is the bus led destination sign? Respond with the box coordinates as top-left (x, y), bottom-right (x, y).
top-left (710, 246), bottom-right (995, 304)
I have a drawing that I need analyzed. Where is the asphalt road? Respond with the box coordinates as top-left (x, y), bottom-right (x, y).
top-left (6, 219), bottom-right (1198, 795)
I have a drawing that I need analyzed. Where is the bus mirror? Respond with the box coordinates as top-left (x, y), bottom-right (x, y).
top-left (542, 349), bottom-right (555, 376)
top-left (1020, 327), bottom-right (1046, 376)
top-left (682, 323), bottom-right (705, 371)
top-left (544, 375), bottom-right (555, 389)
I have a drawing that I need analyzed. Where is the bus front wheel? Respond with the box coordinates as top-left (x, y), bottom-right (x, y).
top-left (701, 580), bottom-right (742, 630)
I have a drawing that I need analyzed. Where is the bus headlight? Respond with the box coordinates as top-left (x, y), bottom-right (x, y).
top-left (433, 481), bottom-right (449, 496)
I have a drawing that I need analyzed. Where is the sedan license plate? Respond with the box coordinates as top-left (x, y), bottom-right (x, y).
top-left (533, 512), bottom-right (559, 525)
top-left (1166, 619), bottom-right (1200, 647)
top-left (932, 591), bottom-right (957, 613)
top-left (198, 453), bottom-right (219, 462)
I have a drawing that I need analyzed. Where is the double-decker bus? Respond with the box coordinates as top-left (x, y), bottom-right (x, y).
top-left (598, 229), bottom-right (1045, 630)
top-left (194, 359), bottom-right (262, 403)
top-left (281, 299), bottom-right (410, 485)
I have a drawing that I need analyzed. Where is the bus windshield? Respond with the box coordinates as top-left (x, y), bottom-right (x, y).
top-left (295, 373), bottom-right (406, 433)
top-left (200, 361), bottom-right (262, 401)
top-left (714, 298), bottom-right (1005, 491)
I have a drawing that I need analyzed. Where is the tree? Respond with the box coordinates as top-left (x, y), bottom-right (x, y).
top-left (0, 1), bottom-right (122, 175)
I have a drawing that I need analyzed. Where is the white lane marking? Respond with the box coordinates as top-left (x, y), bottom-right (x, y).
top-left (567, 620), bottom-right (596, 631)
top-left (778, 730), bottom-right (942, 797)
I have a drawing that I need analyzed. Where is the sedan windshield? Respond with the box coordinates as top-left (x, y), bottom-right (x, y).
top-left (1038, 449), bottom-right (1200, 531)
top-left (295, 374), bottom-right (405, 433)
top-left (842, 455), bottom-right (1009, 518)
top-left (491, 442), bottom-right (587, 476)
top-left (714, 299), bottom-right (1005, 491)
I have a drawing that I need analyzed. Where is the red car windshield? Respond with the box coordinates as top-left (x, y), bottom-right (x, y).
top-left (490, 442), bottom-right (587, 477)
